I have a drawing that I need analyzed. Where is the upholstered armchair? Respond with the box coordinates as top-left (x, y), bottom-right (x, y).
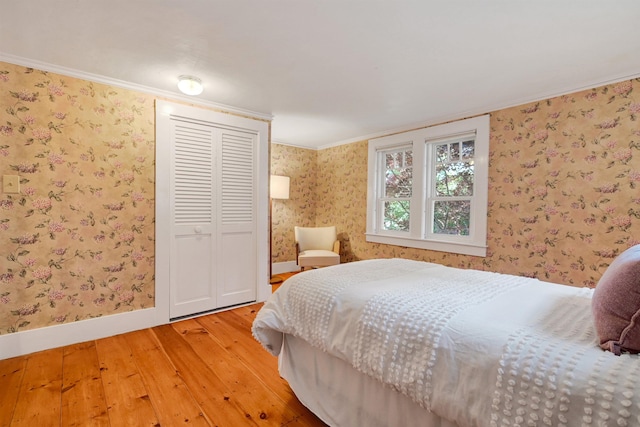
top-left (295, 226), bottom-right (340, 271)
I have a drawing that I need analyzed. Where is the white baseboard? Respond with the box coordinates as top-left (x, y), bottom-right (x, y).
top-left (0, 307), bottom-right (163, 360)
top-left (272, 260), bottom-right (300, 274)
top-left (1, 268), bottom-right (281, 360)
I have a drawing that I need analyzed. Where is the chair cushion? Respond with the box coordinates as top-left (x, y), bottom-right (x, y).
top-left (296, 226), bottom-right (337, 252)
top-left (592, 244), bottom-right (640, 355)
top-left (298, 250), bottom-right (340, 267)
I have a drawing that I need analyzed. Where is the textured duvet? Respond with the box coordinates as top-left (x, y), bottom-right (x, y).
top-left (252, 259), bottom-right (640, 426)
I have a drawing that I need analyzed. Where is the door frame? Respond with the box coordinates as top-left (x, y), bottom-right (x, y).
top-left (155, 100), bottom-right (271, 323)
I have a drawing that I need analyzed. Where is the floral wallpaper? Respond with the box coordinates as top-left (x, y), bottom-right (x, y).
top-left (316, 141), bottom-right (369, 263)
top-left (0, 62), bottom-right (156, 335)
top-left (270, 143), bottom-right (317, 263)
top-left (486, 80), bottom-right (640, 286)
top-left (313, 79), bottom-right (640, 288)
top-left (3, 59), bottom-right (635, 338)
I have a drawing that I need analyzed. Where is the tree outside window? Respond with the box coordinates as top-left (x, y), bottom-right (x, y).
top-left (382, 148), bottom-right (412, 231)
top-left (433, 140), bottom-right (474, 235)
top-left (367, 114), bottom-right (489, 257)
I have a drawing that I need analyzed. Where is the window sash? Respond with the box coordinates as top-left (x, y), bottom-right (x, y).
top-left (379, 198), bottom-right (411, 232)
top-left (366, 115), bottom-right (489, 257)
top-left (426, 137), bottom-right (476, 240)
top-left (376, 145), bottom-right (413, 234)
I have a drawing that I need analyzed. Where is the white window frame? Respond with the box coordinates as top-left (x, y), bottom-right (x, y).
top-left (366, 115), bottom-right (490, 257)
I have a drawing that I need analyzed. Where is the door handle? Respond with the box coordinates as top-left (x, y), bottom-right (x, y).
top-left (194, 226), bottom-right (202, 234)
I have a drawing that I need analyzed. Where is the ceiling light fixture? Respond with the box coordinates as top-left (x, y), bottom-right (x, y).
top-left (177, 75), bottom-right (203, 96)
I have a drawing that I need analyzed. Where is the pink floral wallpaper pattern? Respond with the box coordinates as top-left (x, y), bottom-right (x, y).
top-left (2, 58), bottom-right (638, 338)
top-left (270, 144), bottom-right (318, 263)
top-left (0, 62), bottom-right (156, 335)
top-left (313, 79), bottom-right (640, 288)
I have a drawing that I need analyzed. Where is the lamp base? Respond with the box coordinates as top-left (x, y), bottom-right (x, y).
top-left (269, 275), bottom-right (284, 285)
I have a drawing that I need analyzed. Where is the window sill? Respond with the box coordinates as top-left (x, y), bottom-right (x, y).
top-left (365, 233), bottom-right (487, 257)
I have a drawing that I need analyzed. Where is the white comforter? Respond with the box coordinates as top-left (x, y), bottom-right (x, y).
top-left (252, 259), bottom-right (640, 427)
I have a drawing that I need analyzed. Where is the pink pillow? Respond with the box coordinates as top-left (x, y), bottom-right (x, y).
top-left (592, 245), bottom-right (640, 355)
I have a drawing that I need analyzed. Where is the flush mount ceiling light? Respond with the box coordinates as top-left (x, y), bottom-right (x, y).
top-left (177, 75), bottom-right (203, 96)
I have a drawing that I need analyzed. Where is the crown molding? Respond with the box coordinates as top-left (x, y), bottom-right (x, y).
top-left (0, 53), bottom-right (273, 122)
top-left (4, 52), bottom-right (638, 150)
top-left (270, 139), bottom-right (319, 150)
top-left (318, 70), bottom-right (640, 151)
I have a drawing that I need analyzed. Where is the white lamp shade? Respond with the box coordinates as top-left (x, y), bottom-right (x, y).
top-left (270, 175), bottom-right (290, 200)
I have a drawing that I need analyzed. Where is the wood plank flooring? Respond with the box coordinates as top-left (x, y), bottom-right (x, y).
top-left (270, 272), bottom-right (298, 293)
top-left (0, 303), bottom-right (327, 427)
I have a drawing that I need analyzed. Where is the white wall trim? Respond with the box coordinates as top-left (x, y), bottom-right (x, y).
top-left (316, 71), bottom-right (640, 151)
top-left (7, 53), bottom-right (637, 153)
top-left (0, 307), bottom-right (164, 360)
top-left (155, 100), bottom-right (271, 317)
top-left (270, 139), bottom-right (319, 151)
top-left (272, 260), bottom-right (300, 274)
top-left (0, 53), bottom-right (273, 122)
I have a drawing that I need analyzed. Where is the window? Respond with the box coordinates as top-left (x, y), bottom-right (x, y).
top-left (366, 115), bottom-right (489, 257)
top-left (380, 145), bottom-right (412, 231)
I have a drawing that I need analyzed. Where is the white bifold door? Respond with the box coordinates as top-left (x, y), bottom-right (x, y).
top-left (156, 100), bottom-right (269, 320)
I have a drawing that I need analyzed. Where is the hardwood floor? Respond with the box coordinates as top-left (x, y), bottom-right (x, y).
top-left (0, 303), bottom-right (327, 427)
top-left (270, 272), bottom-right (298, 293)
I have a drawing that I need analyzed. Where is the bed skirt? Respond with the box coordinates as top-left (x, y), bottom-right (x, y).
top-left (280, 333), bottom-right (458, 427)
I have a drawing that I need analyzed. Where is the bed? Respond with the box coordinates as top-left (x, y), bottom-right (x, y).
top-left (252, 258), bottom-right (640, 427)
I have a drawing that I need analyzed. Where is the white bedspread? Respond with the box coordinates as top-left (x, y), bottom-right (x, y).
top-left (252, 259), bottom-right (640, 427)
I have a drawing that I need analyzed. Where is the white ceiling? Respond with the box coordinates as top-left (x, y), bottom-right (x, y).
top-left (2, 1), bottom-right (640, 149)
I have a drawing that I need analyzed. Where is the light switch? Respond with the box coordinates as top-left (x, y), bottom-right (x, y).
top-left (3, 175), bottom-right (20, 194)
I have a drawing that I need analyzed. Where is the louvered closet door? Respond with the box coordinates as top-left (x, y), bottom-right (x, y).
top-left (170, 122), bottom-right (218, 318)
top-left (216, 129), bottom-right (258, 308)
top-left (168, 119), bottom-right (258, 319)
